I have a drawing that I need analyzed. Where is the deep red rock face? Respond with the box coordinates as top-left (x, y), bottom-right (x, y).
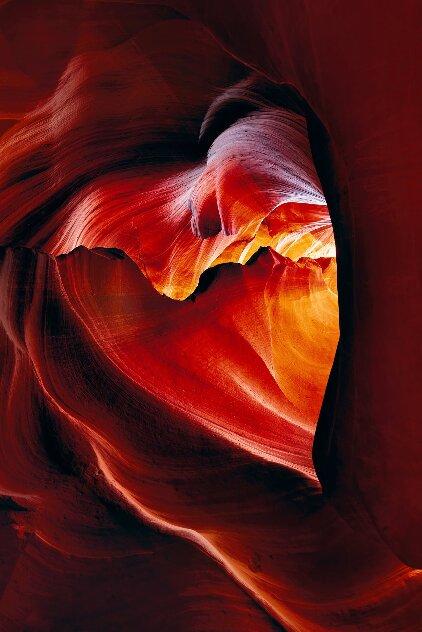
top-left (0, 2), bottom-right (421, 631)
